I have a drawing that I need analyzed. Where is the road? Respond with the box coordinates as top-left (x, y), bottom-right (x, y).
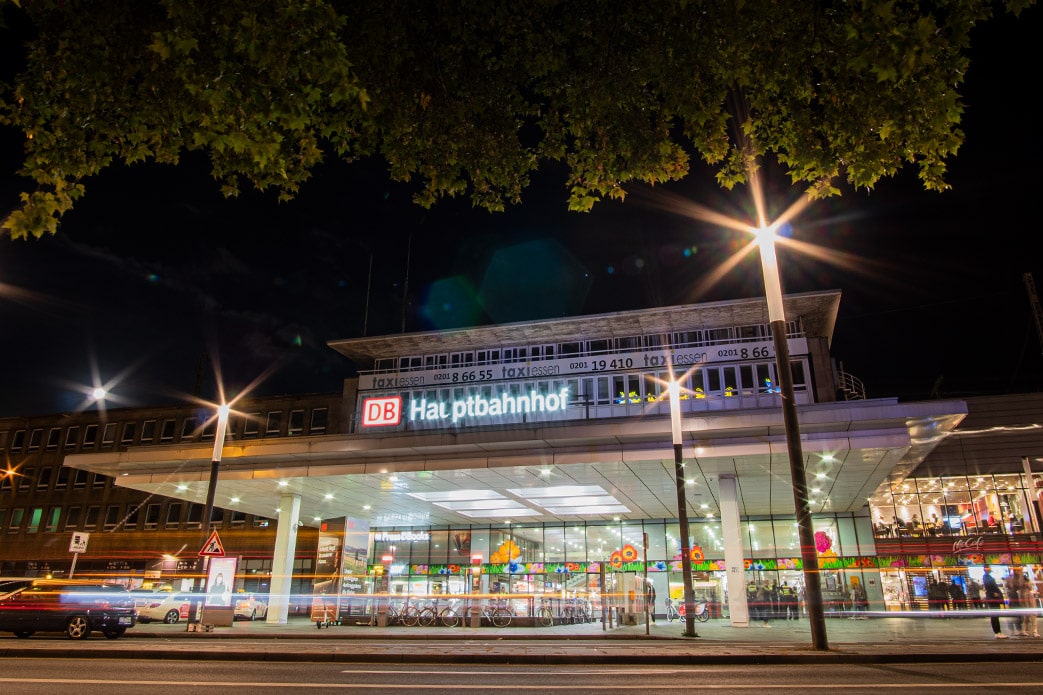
top-left (2, 658), bottom-right (1043, 694)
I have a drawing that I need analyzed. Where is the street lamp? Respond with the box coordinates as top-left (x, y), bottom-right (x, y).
top-left (753, 225), bottom-right (828, 650)
top-left (191, 402), bottom-right (231, 624)
top-left (668, 379), bottom-right (698, 638)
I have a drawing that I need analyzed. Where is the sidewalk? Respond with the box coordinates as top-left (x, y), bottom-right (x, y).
top-left (3, 612), bottom-right (1043, 664)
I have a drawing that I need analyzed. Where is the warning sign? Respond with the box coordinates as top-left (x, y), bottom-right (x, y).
top-left (198, 530), bottom-right (226, 557)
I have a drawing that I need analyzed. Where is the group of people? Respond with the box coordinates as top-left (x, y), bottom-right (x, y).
top-left (982, 567), bottom-right (1040, 639)
top-left (876, 513), bottom-right (1028, 538)
top-left (747, 581), bottom-right (802, 627)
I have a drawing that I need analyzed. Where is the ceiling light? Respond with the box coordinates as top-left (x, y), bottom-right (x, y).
top-left (176, 484), bottom-right (188, 491)
top-left (324, 493), bottom-right (334, 500)
top-left (277, 481), bottom-right (289, 487)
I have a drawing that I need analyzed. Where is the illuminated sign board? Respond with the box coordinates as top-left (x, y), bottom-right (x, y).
top-left (375, 530), bottom-right (431, 543)
top-left (362, 395), bottom-right (402, 426)
top-left (356, 339), bottom-right (806, 391)
top-left (361, 388), bottom-right (569, 428)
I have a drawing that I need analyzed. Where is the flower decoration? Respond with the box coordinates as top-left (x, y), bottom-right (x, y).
top-left (447, 564), bottom-right (460, 574)
top-left (743, 559), bottom-right (752, 570)
top-left (621, 544), bottom-right (639, 562)
top-left (814, 531), bottom-right (832, 554)
top-left (508, 561), bottom-right (522, 574)
top-left (610, 551), bottom-right (624, 569)
top-left (654, 561), bottom-right (667, 572)
top-left (690, 546), bottom-right (705, 562)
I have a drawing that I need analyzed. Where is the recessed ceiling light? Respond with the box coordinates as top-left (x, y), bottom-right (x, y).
top-left (176, 484), bottom-right (188, 491)
top-left (363, 505), bottom-right (371, 510)
top-left (230, 497), bottom-right (240, 503)
top-left (277, 481), bottom-right (289, 487)
top-left (324, 493), bottom-right (333, 500)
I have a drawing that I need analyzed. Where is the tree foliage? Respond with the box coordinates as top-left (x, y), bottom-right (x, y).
top-left (0, 0), bottom-right (1035, 238)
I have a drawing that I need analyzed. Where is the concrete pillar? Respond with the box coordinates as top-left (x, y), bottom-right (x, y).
top-left (718, 474), bottom-right (749, 626)
top-left (266, 493), bottom-right (301, 625)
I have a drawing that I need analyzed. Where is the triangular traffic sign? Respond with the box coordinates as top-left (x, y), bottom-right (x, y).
top-left (198, 530), bottom-right (226, 557)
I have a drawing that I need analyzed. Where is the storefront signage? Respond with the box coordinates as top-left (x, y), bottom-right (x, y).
top-left (362, 396), bottom-right (402, 426)
top-left (953, 536), bottom-right (986, 554)
top-left (357, 338), bottom-right (806, 391)
top-left (374, 530), bottom-right (431, 543)
top-left (409, 387), bottom-right (570, 425)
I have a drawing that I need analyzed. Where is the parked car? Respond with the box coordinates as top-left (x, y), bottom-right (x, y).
top-left (233, 594), bottom-right (269, 621)
top-left (0, 580), bottom-right (137, 639)
top-left (134, 592), bottom-right (194, 624)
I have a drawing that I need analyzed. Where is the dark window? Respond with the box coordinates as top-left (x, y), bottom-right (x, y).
top-left (165, 503), bottom-right (182, 527)
top-left (186, 503), bottom-right (202, 527)
top-left (82, 424), bottom-right (98, 448)
top-left (64, 506), bottom-right (81, 530)
top-left (101, 423), bottom-right (117, 446)
top-left (18, 468), bottom-right (34, 491)
top-left (288, 410), bottom-right (305, 435)
top-left (46, 428), bottom-right (61, 450)
top-left (8, 508), bottom-right (25, 533)
top-left (103, 505), bottom-right (120, 530)
top-left (181, 418), bottom-right (198, 441)
top-left (73, 469), bottom-right (89, 490)
top-left (309, 408), bottom-right (329, 434)
top-left (36, 467), bottom-right (52, 491)
top-left (84, 506), bottom-right (100, 529)
top-left (45, 507), bottom-right (60, 532)
top-left (92, 473), bottom-right (107, 489)
top-left (140, 420), bottom-right (157, 444)
top-left (145, 504), bottom-right (161, 528)
top-left (124, 505), bottom-right (140, 530)
top-left (265, 411), bottom-right (283, 436)
top-left (28, 429), bottom-right (43, 451)
top-left (11, 430), bottom-right (26, 451)
top-left (64, 426), bottom-right (80, 449)
top-left (160, 419), bottom-right (176, 442)
top-left (121, 422), bottom-right (137, 445)
top-left (243, 413), bottom-right (261, 438)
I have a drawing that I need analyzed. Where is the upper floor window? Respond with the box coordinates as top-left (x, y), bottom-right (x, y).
top-left (309, 408), bottom-right (328, 435)
top-left (242, 413), bottom-right (261, 439)
top-left (64, 426), bottom-right (80, 449)
top-left (36, 467), bottom-right (52, 491)
top-left (140, 419), bottom-right (157, 444)
top-left (82, 424), bottom-right (98, 449)
top-left (27, 429), bottom-right (43, 451)
top-left (288, 410), bottom-right (305, 436)
top-left (46, 428), bottom-right (61, 450)
top-left (160, 419), bottom-right (176, 443)
top-left (18, 468), bottom-right (34, 491)
top-left (181, 417), bottom-right (199, 441)
top-left (101, 423), bottom-right (117, 447)
top-left (265, 412), bottom-right (283, 437)
top-left (10, 430), bottom-right (26, 452)
top-left (121, 422), bottom-right (137, 446)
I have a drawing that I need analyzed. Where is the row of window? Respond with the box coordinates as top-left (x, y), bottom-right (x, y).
top-left (386, 361), bottom-right (805, 409)
top-left (372, 320), bottom-right (802, 374)
top-left (1, 465), bottom-right (106, 494)
top-left (2, 407), bottom-right (329, 454)
top-left (0, 502), bottom-right (270, 535)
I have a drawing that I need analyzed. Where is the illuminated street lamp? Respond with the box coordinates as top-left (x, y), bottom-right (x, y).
top-left (191, 403), bottom-right (231, 624)
top-left (668, 379), bottom-right (698, 638)
top-left (753, 225), bottom-right (828, 650)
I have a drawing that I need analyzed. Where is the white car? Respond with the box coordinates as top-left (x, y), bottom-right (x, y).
top-left (234, 594), bottom-right (268, 621)
top-left (134, 593), bottom-right (194, 624)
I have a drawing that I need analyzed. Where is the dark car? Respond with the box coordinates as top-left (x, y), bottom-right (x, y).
top-left (0, 580), bottom-right (137, 639)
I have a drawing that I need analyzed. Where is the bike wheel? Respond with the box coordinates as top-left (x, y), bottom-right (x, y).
top-left (491, 608), bottom-right (512, 628)
top-left (536, 607), bottom-right (553, 627)
top-left (418, 607), bottom-right (438, 627)
top-left (697, 609), bottom-right (710, 623)
top-left (401, 607), bottom-right (420, 627)
top-left (385, 606), bottom-right (400, 625)
top-left (439, 608), bottom-right (460, 628)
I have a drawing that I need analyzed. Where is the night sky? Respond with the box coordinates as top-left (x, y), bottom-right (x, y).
top-left (1, 7), bottom-right (1041, 418)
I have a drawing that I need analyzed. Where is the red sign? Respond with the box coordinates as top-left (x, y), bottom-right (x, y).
top-left (362, 396), bottom-right (402, 427)
top-left (198, 530), bottom-right (226, 557)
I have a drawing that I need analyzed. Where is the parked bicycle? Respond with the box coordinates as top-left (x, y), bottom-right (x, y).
top-left (536, 597), bottom-right (554, 627)
top-left (678, 600), bottom-right (711, 622)
top-left (482, 597), bottom-right (513, 628)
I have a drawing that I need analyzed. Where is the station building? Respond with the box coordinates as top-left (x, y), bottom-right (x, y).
top-left (3, 289), bottom-right (1040, 626)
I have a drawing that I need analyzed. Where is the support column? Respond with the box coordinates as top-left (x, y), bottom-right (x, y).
top-left (1022, 456), bottom-right (1041, 535)
top-left (718, 474), bottom-right (749, 626)
top-left (266, 493), bottom-right (301, 625)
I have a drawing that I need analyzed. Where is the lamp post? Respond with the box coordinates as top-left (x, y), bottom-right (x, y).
top-left (753, 226), bottom-right (828, 650)
top-left (668, 380), bottom-right (698, 637)
top-left (191, 403), bottom-right (230, 625)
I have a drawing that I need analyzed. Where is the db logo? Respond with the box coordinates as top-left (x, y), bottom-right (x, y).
top-left (362, 396), bottom-right (402, 427)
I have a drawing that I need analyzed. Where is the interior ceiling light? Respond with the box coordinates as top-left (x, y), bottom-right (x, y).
top-left (408, 490), bottom-right (507, 503)
top-left (458, 508), bottom-right (541, 519)
top-left (543, 504), bottom-right (631, 515)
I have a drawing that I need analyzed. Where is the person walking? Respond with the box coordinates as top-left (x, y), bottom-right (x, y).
top-left (1005, 570), bottom-right (1023, 636)
top-left (982, 567), bottom-right (1007, 639)
top-left (755, 582), bottom-right (771, 628)
top-left (1018, 571), bottom-right (1039, 638)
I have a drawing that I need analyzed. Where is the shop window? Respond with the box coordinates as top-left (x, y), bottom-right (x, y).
top-left (64, 506), bottom-right (81, 530)
top-left (46, 427), bottom-right (61, 450)
top-left (309, 408), bottom-right (328, 434)
top-left (64, 426), bottom-right (80, 449)
top-left (82, 424), bottom-right (98, 448)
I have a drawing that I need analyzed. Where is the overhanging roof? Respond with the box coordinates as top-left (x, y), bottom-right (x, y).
top-left (64, 397), bottom-right (964, 530)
